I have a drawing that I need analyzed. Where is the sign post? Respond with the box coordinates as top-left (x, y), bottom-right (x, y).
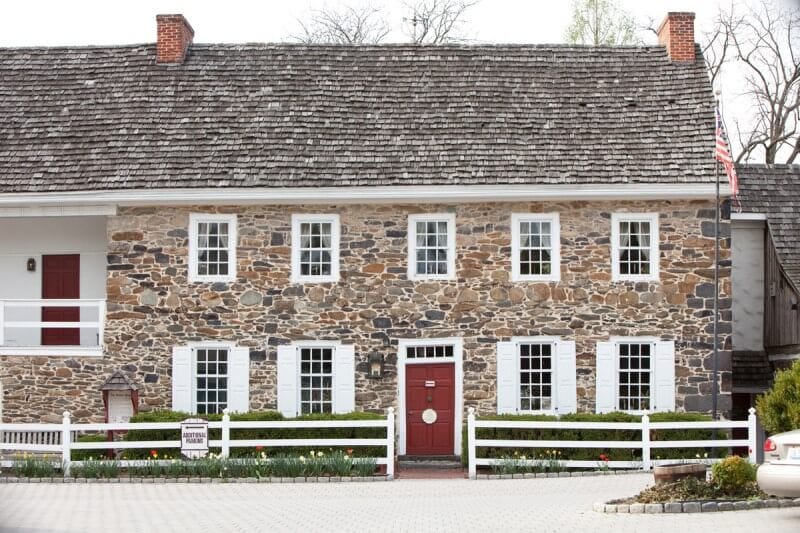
top-left (181, 418), bottom-right (209, 459)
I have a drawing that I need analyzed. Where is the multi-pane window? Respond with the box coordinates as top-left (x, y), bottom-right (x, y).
top-left (408, 214), bottom-right (455, 280)
top-left (406, 344), bottom-right (454, 359)
top-left (299, 222), bottom-right (333, 277)
top-left (512, 214), bottom-right (560, 281)
top-left (618, 343), bottom-right (651, 411)
top-left (300, 347), bottom-right (333, 414)
top-left (519, 343), bottom-right (553, 411)
top-left (189, 214), bottom-right (237, 282)
top-left (195, 348), bottom-right (228, 414)
top-left (612, 213), bottom-right (658, 281)
top-left (291, 215), bottom-right (340, 283)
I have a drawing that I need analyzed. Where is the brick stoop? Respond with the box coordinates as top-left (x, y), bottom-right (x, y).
top-left (397, 456), bottom-right (466, 480)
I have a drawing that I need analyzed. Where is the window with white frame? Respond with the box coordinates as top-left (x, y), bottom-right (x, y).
top-left (275, 343), bottom-right (355, 417)
top-left (195, 347), bottom-right (228, 414)
top-left (595, 338), bottom-right (675, 414)
top-left (496, 338), bottom-right (576, 415)
top-left (511, 213), bottom-right (560, 281)
top-left (291, 214), bottom-right (340, 283)
top-left (408, 213), bottom-right (456, 280)
top-left (300, 347), bottom-right (333, 414)
top-left (188, 214), bottom-right (237, 283)
top-left (171, 345), bottom-right (250, 414)
top-left (611, 213), bottom-right (659, 282)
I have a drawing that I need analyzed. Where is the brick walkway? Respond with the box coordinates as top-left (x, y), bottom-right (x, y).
top-left (1, 474), bottom-right (798, 532)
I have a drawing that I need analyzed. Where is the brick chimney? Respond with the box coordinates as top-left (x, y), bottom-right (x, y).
top-left (156, 14), bottom-right (194, 64)
top-left (657, 12), bottom-right (696, 62)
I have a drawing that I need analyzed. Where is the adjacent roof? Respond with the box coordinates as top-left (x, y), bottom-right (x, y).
top-left (732, 351), bottom-right (773, 392)
top-left (737, 164), bottom-right (800, 288)
top-left (0, 43), bottom-right (717, 193)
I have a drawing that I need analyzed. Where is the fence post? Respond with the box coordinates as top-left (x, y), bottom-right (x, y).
top-left (0, 300), bottom-right (5, 346)
top-left (747, 407), bottom-right (758, 464)
top-left (468, 407), bottom-right (476, 480)
top-left (61, 411), bottom-right (72, 477)
top-left (221, 408), bottom-right (230, 459)
top-left (641, 411), bottom-right (651, 471)
top-left (386, 407), bottom-right (395, 480)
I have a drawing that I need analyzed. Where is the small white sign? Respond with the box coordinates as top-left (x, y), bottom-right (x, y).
top-left (181, 418), bottom-right (209, 459)
top-left (424, 380), bottom-right (436, 388)
top-left (108, 391), bottom-right (134, 424)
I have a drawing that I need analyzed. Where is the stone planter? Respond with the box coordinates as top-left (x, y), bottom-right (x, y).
top-left (653, 463), bottom-right (706, 484)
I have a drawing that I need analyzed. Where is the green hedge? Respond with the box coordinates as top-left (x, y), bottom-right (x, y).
top-left (462, 411), bottom-right (719, 466)
top-left (116, 410), bottom-right (386, 459)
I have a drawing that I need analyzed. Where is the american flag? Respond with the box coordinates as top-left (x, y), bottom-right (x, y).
top-left (715, 107), bottom-right (739, 196)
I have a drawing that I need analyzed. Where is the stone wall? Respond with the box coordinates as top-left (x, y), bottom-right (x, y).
top-left (0, 200), bottom-right (732, 422)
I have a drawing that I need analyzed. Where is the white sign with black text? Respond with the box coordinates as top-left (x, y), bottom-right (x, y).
top-left (181, 418), bottom-right (209, 459)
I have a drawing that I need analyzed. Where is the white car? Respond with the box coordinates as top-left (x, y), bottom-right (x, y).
top-left (757, 428), bottom-right (800, 497)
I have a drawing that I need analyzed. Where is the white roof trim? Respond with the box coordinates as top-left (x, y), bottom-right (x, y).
top-left (730, 213), bottom-right (768, 221)
top-left (0, 183), bottom-right (731, 207)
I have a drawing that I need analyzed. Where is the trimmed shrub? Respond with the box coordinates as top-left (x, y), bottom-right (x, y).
top-left (121, 410), bottom-right (386, 459)
top-left (756, 360), bottom-right (800, 434)
top-left (462, 411), bottom-right (717, 466)
top-left (71, 433), bottom-right (114, 461)
top-left (711, 455), bottom-right (757, 495)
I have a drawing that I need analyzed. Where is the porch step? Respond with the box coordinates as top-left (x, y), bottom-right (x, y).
top-left (398, 455), bottom-right (463, 469)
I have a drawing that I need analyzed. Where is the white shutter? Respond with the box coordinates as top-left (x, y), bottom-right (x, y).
top-left (333, 344), bottom-right (356, 414)
top-left (496, 342), bottom-right (517, 414)
top-left (555, 341), bottom-right (577, 415)
top-left (653, 341), bottom-right (676, 412)
top-left (227, 347), bottom-right (250, 413)
top-left (277, 345), bottom-right (299, 417)
top-left (171, 346), bottom-right (193, 413)
top-left (595, 342), bottom-right (616, 413)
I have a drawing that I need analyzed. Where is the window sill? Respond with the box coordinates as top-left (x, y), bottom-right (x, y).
top-left (612, 275), bottom-right (659, 283)
top-left (189, 276), bottom-right (237, 284)
top-left (0, 346), bottom-right (104, 357)
top-left (409, 275), bottom-right (456, 282)
top-left (511, 275), bottom-right (561, 283)
top-left (291, 276), bottom-right (340, 284)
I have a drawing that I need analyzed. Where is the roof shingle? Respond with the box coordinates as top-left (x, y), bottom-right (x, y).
top-left (0, 43), bottom-right (717, 193)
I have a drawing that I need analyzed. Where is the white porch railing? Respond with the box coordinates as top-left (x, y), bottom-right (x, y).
top-left (0, 299), bottom-right (105, 355)
top-left (0, 408), bottom-right (396, 479)
top-left (466, 407), bottom-right (758, 479)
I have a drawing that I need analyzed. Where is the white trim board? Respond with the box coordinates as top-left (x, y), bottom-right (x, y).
top-left (0, 346), bottom-right (104, 357)
top-left (730, 213), bottom-right (767, 221)
top-left (0, 183), bottom-right (732, 207)
top-left (0, 205), bottom-right (116, 218)
top-left (396, 337), bottom-right (464, 457)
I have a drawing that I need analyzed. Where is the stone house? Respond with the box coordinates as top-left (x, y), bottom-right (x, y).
top-left (731, 165), bottom-right (800, 420)
top-left (0, 12), bottom-right (731, 457)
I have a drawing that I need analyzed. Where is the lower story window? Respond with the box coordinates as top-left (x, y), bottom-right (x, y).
top-left (196, 348), bottom-right (228, 414)
top-left (618, 342), bottom-right (651, 411)
top-left (300, 347), bottom-right (333, 414)
top-left (519, 343), bottom-right (553, 411)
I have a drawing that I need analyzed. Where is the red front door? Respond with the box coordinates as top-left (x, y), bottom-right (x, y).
top-left (41, 254), bottom-right (80, 346)
top-left (406, 363), bottom-right (455, 455)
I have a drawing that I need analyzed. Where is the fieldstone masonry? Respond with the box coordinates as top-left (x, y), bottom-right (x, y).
top-left (0, 200), bottom-right (732, 422)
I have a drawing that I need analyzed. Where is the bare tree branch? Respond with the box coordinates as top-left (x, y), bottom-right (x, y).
top-left (291, 4), bottom-right (390, 45)
top-left (564, 0), bottom-right (639, 46)
top-left (401, 0), bottom-right (479, 44)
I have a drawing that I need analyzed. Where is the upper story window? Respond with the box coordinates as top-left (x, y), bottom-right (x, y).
top-left (511, 213), bottom-right (561, 282)
top-left (595, 338), bottom-right (675, 414)
top-left (611, 213), bottom-right (659, 282)
top-left (188, 214), bottom-right (237, 283)
top-left (407, 213), bottom-right (456, 281)
top-left (291, 214), bottom-right (341, 283)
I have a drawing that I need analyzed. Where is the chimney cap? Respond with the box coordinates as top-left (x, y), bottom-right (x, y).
top-left (156, 14), bottom-right (195, 36)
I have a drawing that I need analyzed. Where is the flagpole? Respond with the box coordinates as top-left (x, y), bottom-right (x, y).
top-left (712, 91), bottom-right (722, 422)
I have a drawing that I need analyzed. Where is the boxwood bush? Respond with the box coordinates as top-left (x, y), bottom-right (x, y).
top-left (462, 411), bottom-right (718, 466)
top-left (118, 410), bottom-right (386, 459)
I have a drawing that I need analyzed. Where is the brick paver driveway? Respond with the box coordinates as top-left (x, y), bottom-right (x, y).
top-left (1, 474), bottom-right (798, 532)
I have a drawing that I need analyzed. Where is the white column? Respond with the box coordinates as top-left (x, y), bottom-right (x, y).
top-left (0, 300), bottom-right (5, 346)
top-left (221, 408), bottom-right (231, 459)
top-left (61, 411), bottom-right (72, 477)
top-left (467, 407), bottom-right (477, 480)
top-left (386, 407), bottom-right (395, 480)
top-left (747, 407), bottom-right (758, 463)
top-left (641, 411), bottom-right (651, 471)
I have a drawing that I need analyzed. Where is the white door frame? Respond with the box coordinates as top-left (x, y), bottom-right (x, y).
top-left (396, 337), bottom-right (464, 456)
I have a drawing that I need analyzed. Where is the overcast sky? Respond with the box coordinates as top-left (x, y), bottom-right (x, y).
top-left (0, 1), bottom-right (719, 46)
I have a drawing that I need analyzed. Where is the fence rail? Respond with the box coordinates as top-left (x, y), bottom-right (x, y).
top-left (0, 408), bottom-right (396, 479)
top-left (0, 298), bottom-right (106, 350)
top-left (466, 407), bottom-right (758, 479)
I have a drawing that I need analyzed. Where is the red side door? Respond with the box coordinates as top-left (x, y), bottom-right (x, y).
top-left (41, 254), bottom-right (80, 346)
top-left (406, 363), bottom-right (455, 455)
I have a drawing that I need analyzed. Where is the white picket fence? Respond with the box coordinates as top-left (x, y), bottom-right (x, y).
top-left (466, 407), bottom-right (758, 479)
top-left (0, 408), bottom-right (396, 479)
